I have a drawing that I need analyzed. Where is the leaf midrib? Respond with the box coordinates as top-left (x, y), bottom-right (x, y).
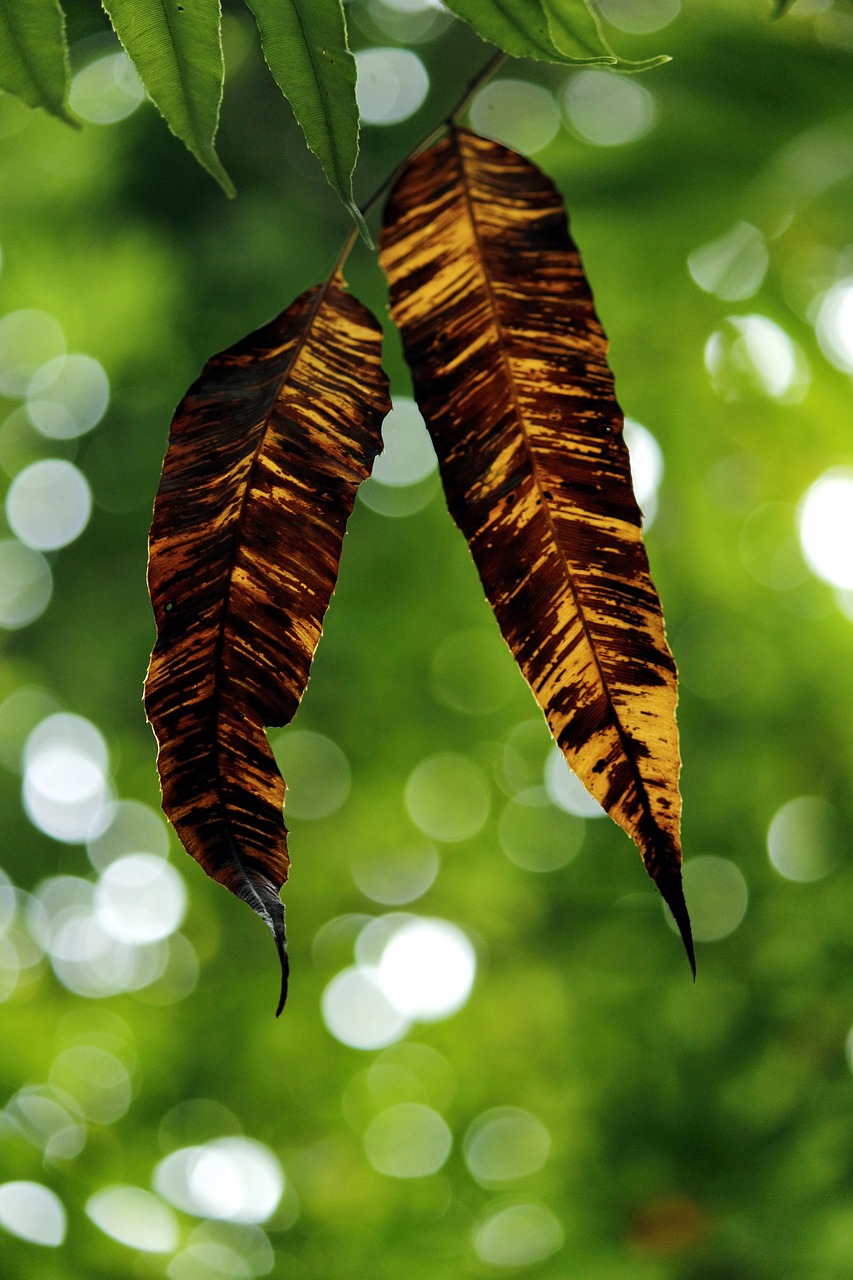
top-left (209, 279), bottom-right (336, 867)
top-left (155, 0), bottom-right (210, 154)
top-left (288, 0), bottom-right (351, 194)
top-left (451, 128), bottom-right (656, 827)
top-left (0, 4), bottom-right (59, 106)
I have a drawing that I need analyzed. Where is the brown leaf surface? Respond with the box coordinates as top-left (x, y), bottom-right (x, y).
top-left (380, 127), bottom-right (693, 968)
top-left (144, 280), bottom-right (390, 1012)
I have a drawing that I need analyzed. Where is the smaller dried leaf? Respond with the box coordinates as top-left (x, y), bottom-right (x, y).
top-left (145, 280), bottom-right (390, 1013)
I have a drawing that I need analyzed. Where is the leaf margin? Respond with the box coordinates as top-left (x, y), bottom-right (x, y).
top-left (243, 0), bottom-right (370, 242)
top-left (101, 0), bottom-right (235, 197)
top-left (0, 0), bottom-right (75, 125)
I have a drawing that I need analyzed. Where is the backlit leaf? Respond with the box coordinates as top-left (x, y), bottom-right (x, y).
top-left (380, 128), bottom-right (693, 967)
top-left (102, 0), bottom-right (234, 196)
top-left (243, 0), bottom-right (369, 241)
top-left (144, 280), bottom-right (391, 1012)
top-left (443, 0), bottom-right (613, 64)
top-left (543, 0), bottom-right (670, 72)
top-left (0, 0), bottom-right (73, 123)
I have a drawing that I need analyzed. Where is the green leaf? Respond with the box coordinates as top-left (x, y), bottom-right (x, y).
top-left (543, 0), bottom-right (670, 71)
top-left (443, 0), bottom-right (668, 71)
top-left (0, 0), bottom-right (73, 123)
top-left (443, 0), bottom-right (615, 64)
top-left (102, 0), bottom-right (234, 196)
top-left (243, 0), bottom-right (368, 241)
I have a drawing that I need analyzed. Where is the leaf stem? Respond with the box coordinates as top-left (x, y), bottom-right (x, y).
top-left (329, 49), bottom-right (508, 281)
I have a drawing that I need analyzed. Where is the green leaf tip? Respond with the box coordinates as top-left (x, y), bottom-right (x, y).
top-left (349, 202), bottom-right (374, 249)
top-left (245, 0), bottom-right (363, 234)
top-left (102, 0), bottom-right (233, 197)
top-left (0, 0), bottom-right (74, 124)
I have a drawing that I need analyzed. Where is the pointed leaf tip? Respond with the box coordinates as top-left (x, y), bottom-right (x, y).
top-left (657, 870), bottom-right (695, 979)
top-left (272, 906), bottom-right (289, 1018)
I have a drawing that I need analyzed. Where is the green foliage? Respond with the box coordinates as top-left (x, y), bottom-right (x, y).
top-left (542, 0), bottom-right (670, 71)
top-left (102, 0), bottom-right (234, 196)
top-left (244, 0), bottom-right (368, 241)
top-left (441, 0), bottom-right (651, 67)
top-left (0, 0), bottom-right (72, 123)
top-left (0, 0), bottom-right (677, 216)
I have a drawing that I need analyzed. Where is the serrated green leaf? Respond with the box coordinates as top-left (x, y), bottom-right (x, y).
top-left (0, 0), bottom-right (73, 123)
top-left (243, 0), bottom-right (368, 241)
top-left (543, 0), bottom-right (670, 71)
top-left (443, 0), bottom-right (615, 65)
top-left (102, 0), bottom-right (234, 196)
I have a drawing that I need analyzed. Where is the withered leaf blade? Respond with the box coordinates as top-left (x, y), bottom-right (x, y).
top-left (144, 280), bottom-right (391, 1013)
top-left (380, 127), bottom-right (693, 972)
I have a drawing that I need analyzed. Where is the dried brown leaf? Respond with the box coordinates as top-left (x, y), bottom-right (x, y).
top-left (145, 280), bottom-right (390, 1012)
top-left (380, 127), bottom-right (693, 968)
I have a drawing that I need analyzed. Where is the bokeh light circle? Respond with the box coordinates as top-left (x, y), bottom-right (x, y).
top-left (815, 278), bottom-right (853, 373)
top-left (86, 1186), bottom-right (179, 1253)
top-left (6, 459), bottom-right (92, 551)
top-left (351, 842), bottom-right (440, 905)
top-left (0, 1181), bottom-right (66, 1247)
top-left (377, 917), bottom-right (476, 1021)
top-left (364, 1103), bottom-right (452, 1178)
top-left (0, 540), bottom-right (52, 629)
top-left (596, 0), bottom-right (680, 33)
top-left (464, 1107), bottom-right (552, 1185)
top-left (470, 80), bottom-right (560, 154)
top-left (405, 753), bottom-right (491, 841)
top-left (624, 419), bottom-right (664, 526)
top-left (271, 729), bottom-right (350, 820)
top-left (23, 713), bottom-right (109, 843)
top-left (0, 310), bottom-right (65, 397)
top-left (69, 52), bottom-right (145, 125)
top-left (672, 856), bottom-right (748, 943)
top-left (356, 48), bottom-right (429, 125)
top-left (767, 796), bottom-right (839, 882)
top-left (372, 398), bottom-right (437, 487)
top-left (544, 748), bottom-right (605, 818)
top-left (27, 354), bottom-right (110, 439)
top-left (704, 315), bottom-right (808, 403)
top-left (95, 854), bottom-right (187, 944)
top-left (153, 1138), bottom-right (284, 1224)
top-left (473, 1201), bottom-right (564, 1267)
top-left (498, 798), bottom-right (583, 872)
top-left (688, 222), bottom-right (768, 302)
top-left (321, 966), bottom-right (410, 1049)
top-left (798, 469), bottom-right (853, 589)
top-left (562, 70), bottom-right (657, 147)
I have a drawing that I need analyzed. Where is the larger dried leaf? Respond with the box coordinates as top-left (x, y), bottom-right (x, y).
top-left (380, 128), bottom-right (693, 968)
top-left (145, 281), bottom-right (390, 1012)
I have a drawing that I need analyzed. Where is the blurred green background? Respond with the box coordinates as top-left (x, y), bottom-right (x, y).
top-left (1, 0), bottom-right (853, 1275)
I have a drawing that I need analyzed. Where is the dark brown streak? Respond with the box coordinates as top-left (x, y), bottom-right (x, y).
top-left (448, 126), bottom-right (662, 852)
top-left (207, 281), bottom-right (340, 1007)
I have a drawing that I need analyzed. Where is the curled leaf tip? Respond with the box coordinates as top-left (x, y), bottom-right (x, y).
top-left (657, 870), bottom-right (695, 979)
top-left (274, 920), bottom-right (289, 1018)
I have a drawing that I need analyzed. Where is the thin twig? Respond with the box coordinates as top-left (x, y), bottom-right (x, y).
top-left (330, 49), bottom-right (508, 281)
